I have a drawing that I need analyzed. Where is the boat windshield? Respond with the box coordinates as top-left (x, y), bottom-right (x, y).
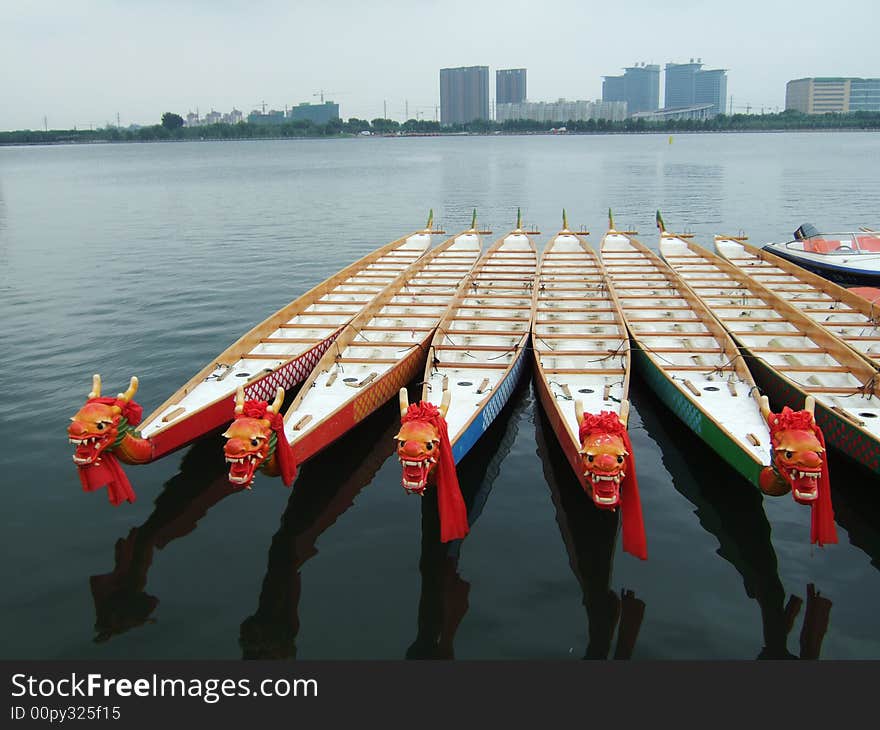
top-left (784, 231), bottom-right (880, 256)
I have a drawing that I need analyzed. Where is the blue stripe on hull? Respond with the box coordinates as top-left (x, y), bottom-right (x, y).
top-left (451, 343), bottom-right (529, 465)
top-left (764, 247), bottom-right (880, 287)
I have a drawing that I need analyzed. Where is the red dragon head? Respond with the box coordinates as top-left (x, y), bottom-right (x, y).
top-left (223, 386), bottom-right (285, 489)
top-left (758, 396), bottom-right (825, 504)
top-left (68, 375), bottom-right (140, 466)
top-left (576, 400), bottom-right (630, 510)
top-left (395, 388), bottom-right (451, 495)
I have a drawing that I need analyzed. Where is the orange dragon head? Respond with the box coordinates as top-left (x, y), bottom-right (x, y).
top-left (395, 388), bottom-right (451, 495)
top-left (68, 375), bottom-right (139, 466)
top-left (759, 396), bottom-right (825, 504)
top-left (576, 400), bottom-right (630, 510)
top-left (223, 386), bottom-right (285, 489)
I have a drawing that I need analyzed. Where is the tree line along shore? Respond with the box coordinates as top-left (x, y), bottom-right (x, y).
top-left (3, 110), bottom-right (879, 145)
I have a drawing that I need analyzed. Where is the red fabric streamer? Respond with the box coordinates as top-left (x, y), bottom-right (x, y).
top-left (402, 402), bottom-right (469, 542)
top-left (578, 411), bottom-right (647, 560)
top-left (769, 407), bottom-right (837, 546)
top-left (78, 455), bottom-right (136, 505)
top-left (240, 400), bottom-right (297, 487)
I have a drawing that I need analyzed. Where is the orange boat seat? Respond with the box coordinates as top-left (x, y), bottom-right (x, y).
top-left (802, 238), bottom-right (840, 254)
top-left (856, 236), bottom-right (880, 252)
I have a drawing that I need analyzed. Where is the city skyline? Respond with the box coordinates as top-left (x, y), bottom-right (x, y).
top-left (2, 1), bottom-right (877, 131)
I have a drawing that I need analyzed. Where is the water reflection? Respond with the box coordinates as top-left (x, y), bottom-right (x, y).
top-left (239, 403), bottom-right (400, 659)
top-left (406, 379), bottom-right (530, 659)
top-left (535, 397), bottom-right (645, 659)
top-left (827, 460), bottom-right (880, 571)
top-left (632, 384), bottom-right (831, 658)
top-left (89, 433), bottom-right (236, 642)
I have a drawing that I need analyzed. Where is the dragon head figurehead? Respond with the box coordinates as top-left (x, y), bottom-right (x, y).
top-left (395, 388), bottom-right (450, 495)
top-left (68, 375), bottom-right (140, 467)
top-left (395, 387), bottom-right (468, 543)
top-left (576, 400), bottom-right (630, 510)
top-left (223, 386), bottom-right (287, 489)
top-left (758, 396), bottom-right (826, 503)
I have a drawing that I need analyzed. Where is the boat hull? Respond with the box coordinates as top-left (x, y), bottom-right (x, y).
top-left (451, 340), bottom-right (530, 464)
top-left (631, 345), bottom-right (764, 486)
top-left (149, 333), bottom-right (340, 459)
top-left (763, 246), bottom-right (880, 288)
top-left (744, 352), bottom-right (880, 476)
top-left (533, 362), bottom-right (588, 492)
top-left (290, 342), bottom-right (428, 466)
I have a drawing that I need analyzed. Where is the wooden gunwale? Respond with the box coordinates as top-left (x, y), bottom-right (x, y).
top-left (661, 236), bottom-right (880, 377)
top-left (281, 231), bottom-right (483, 463)
top-left (602, 230), bottom-right (763, 420)
top-left (138, 229), bottom-right (432, 448)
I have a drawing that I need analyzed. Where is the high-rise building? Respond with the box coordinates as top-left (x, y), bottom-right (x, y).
top-left (602, 64), bottom-right (659, 115)
top-left (786, 78), bottom-right (880, 113)
top-left (496, 68), bottom-right (527, 105)
top-left (440, 66), bottom-right (490, 125)
top-left (664, 60), bottom-right (727, 117)
top-left (289, 101), bottom-right (340, 124)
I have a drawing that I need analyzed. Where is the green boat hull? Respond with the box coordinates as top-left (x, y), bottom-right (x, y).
top-left (632, 345), bottom-right (764, 486)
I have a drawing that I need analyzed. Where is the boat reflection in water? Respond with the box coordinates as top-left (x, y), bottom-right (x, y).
top-left (239, 402), bottom-right (400, 659)
top-left (632, 383), bottom-right (832, 659)
top-left (89, 433), bottom-right (237, 643)
top-left (535, 393), bottom-right (645, 659)
top-left (406, 380), bottom-right (531, 659)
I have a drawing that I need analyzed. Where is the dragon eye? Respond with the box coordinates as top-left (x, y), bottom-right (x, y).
top-left (587, 455), bottom-right (594, 463)
top-left (785, 451), bottom-right (793, 459)
top-left (426, 442), bottom-right (434, 451)
top-left (617, 455), bottom-right (624, 464)
top-left (251, 438), bottom-right (259, 447)
top-left (96, 423), bottom-right (105, 430)
top-left (398, 440), bottom-right (406, 448)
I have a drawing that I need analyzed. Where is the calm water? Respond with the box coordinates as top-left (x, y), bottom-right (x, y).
top-left (1, 132), bottom-right (879, 660)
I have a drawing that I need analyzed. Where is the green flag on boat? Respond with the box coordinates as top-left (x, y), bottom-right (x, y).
top-left (471, 208), bottom-right (477, 230)
top-left (425, 209), bottom-right (433, 230)
top-left (608, 208), bottom-right (614, 231)
top-left (656, 209), bottom-right (665, 232)
top-left (562, 208), bottom-right (568, 230)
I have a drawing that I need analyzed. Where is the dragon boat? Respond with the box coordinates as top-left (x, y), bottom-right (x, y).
top-left (657, 221), bottom-right (880, 483)
top-left (714, 234), bottom-right (880, 367)
top-left (532, 211), bottom-right (646, 559)
top-left (68, 215), bottom-right (443, 503)
top-left (599, 221), bottom-right (769, 487)
top-left (394, 210), bottom-right (537, 542)
top-left (221, 213), bottom-right (488, 491)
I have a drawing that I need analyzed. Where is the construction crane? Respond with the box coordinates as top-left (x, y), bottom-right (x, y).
top-left (313, 90), bottom-right (345, 103)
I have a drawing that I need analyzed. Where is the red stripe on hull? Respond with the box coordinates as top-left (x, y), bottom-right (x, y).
top-left (148, 334), bottom-right (340, 460)
top-left (291, 346), bottom-right (428, 467)
top-left (534, 368), bottom-right (588, 492)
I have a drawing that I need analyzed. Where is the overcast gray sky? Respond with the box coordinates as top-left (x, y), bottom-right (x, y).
top-left (2, 1), bottom-right (877, 130)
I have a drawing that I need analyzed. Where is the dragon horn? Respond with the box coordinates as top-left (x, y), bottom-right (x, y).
top-left (759, 395), bottom-right (771, 422)
top-left (804, 395), bottom-right (815, 416)
top-left (267, 386), bottom-right (284, 415)
top-left (439, 388), bottom-right (451, 419)
top-left (399, 388), bottom-right (409, 419)
top-left (89, 374), bottom-right (102, 399)
top-left (117, 376), bottom-right (139, 403)
top-left (235, 386), bottom-right (245, 415)
top-left (574, 399), bottom-right (585, 427)
top-left (619, 400), bottom-right (630, 428)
